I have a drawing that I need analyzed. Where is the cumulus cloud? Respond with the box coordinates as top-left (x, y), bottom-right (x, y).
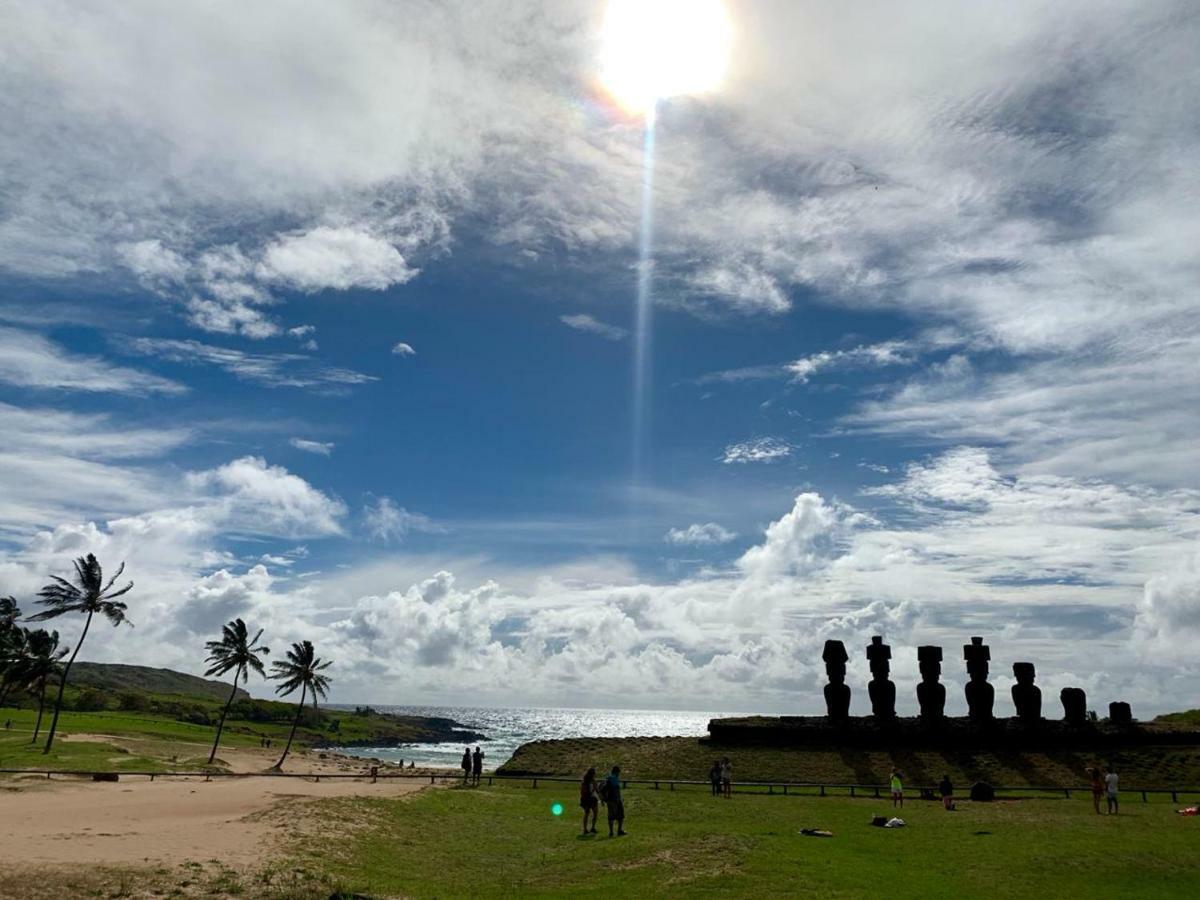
top-left (258, 226), bottom-right (418, 293)
top-left (664, 523), bottom-right (737, 546)
top-left (722, 437), bottom-right (792, 465)
top-left (391, 342), bottom-right (416, 357)
top-left (187, 456), bottom-right (346, 537)
top-left (289, 438), bottom-right (335, 456)
top-left (559, 313), bottom-right (628, 341)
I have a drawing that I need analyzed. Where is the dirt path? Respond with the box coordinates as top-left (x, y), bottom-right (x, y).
top-left (0, 772), bottom-right (428, 866)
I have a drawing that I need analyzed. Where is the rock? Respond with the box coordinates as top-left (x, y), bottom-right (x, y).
top-left (969, 782), bottom-right (995, 802)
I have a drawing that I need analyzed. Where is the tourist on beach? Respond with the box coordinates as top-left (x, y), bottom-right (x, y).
top-left (1089, 767), bottom-right (1104, 814)
top-left (721, 757), bottom-right (733, 799)
top-left (938, 774), bottom-right (954, 810)
top-left (603, 765), bottom-right (626, 836)
top-left (580, 767), bottom-right (599, 834)
top-left (472, 746), bottom-right (484, 785)
top-left (1104, 767), bottom-right (1119, 815)
top-left (890, 769), bottom-right (903, 808)
top-left (709, 760), bottom-right (721, 797)
top-left (461, 747), bottom-right (472, 784)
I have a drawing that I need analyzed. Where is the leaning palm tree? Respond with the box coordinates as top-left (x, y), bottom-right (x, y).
top-left (28, 554), bottom-right (132, 753)
top-left (204, 618), bottom-right (270, 764)
top-left (0, 609), bottom-right (27, 709)
top-left (269, 640), bottom-right (331, 770)
top-left (14, 629), bottom-right (68, 743)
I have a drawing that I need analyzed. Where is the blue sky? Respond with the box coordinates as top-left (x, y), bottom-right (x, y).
top-left (1, 0), bottom-right (1198, 715)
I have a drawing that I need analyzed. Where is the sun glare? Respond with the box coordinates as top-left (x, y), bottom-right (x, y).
top-left (600, 0), bottom-right (731, 116)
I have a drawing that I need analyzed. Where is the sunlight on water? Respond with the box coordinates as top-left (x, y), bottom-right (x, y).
top-left (332, 705), bottom-right (724, 770)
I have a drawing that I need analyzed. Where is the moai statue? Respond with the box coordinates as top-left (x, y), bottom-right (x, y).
top-left (1109, 701), bottom-right (1133, 725)
top-left (963, 636), bottom-right (994, 723)
top-left (1011, 662), bottom-right (1042, 723)
top-left (1060, 687), bottom-right (1088, 726)
top-left (866, 635), bottom-right (896, 720)
top-left (822, 640), bottom-right (851, 722)
top-left (916, 645), bottom-right (946, 723)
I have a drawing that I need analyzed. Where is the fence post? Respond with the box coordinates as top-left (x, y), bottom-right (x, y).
top-left (783, 785), bottom-right (788, 796)
top-left (489, 776), bottom-right (493, 786)
top-left (654, 781), bottom-right (659, 790)
top-left (1172, 791), bottom-right (1178, 803)
top-left (533, 778), bottom-right (538, 789)
top-left (820, 785), bottom-right (826, 797)
top-left (1063, 788), bottom-right (1069, 799)
top-left (670, 782), bottom-right (674, 791)
top-left (850, 786), bottom-right (855, 797)
top-left (1141, 791), bottom-right (1147, 803)
top-left (874, 787), bottom-right (880, 798)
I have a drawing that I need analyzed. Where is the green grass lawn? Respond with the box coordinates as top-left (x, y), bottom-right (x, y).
top-left (290, 783), bottom-right (1200, 899)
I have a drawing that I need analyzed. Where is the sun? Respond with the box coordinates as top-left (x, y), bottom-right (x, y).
top-left (600, 0), bottom-right (731, 117)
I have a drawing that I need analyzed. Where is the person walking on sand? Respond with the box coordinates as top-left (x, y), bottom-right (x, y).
top-left (580, 767), bottom-right (599, 835)
top-left (709, 760), bottom-right (721, 797)
top-left (461, 747), bottom-right (472, 784)
top-left (721, 757), bottom-right (733, 799)
top-left (890, 769), bottom-right (904, 808)
top-left (472, 746), bottom-right (484, 786)
top-left (1104, 766), bottom-right (1119, 815)
top-left (938, 774), bottom-right (954, 810)
top-left (603, 765), bottom-right (626, 836)
top-left (1089, 767), bottom-right (1104, 815)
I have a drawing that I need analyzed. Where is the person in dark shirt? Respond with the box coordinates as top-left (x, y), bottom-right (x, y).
top-left (709, 760), bottom-right (721, 797)
top-left (460, 747), bottom-right (472, 784)
top-left (938, 774), bottom-right (954, 810)
top-left (472, 746), bottom-right (484, 786)
top-left (604, 765), bottom-right (626, 836)
top-left (580, 767), bottom-right (599, 835)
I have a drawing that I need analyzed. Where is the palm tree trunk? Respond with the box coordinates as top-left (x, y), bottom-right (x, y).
top-left (31, 676), bottom-right (47, 744)
top-left (43, 610), bottom-right (93, 754)
top-left (208, 666), bottom-right (243, 765)
top-left (273, 683), bottom-right (306, 770)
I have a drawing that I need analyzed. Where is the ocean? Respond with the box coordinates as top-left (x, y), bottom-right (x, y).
top-left (332, 705), bottom-right (730, 771)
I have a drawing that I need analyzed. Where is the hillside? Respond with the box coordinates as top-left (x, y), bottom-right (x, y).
top-left (69, 662), bottom-right (249, 704)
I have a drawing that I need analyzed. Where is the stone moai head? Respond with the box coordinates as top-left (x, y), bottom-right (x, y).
top-left (1012, 662), bottom-right (1036, 685)
top-left (917, 645), bottom-right (943, 682)
top-left (866, 635), bottom-right (891, 677)
top-left (1060, 687), bottom-right (1087, 725)
top-left (1109, 701), bottom-right (1133, 724)
top-left (822, 639), bottom-right (848, 684)
top-left (963, 636), bottom-right (990, 680)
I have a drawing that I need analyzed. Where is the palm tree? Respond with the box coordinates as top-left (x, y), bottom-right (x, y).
top-left (204, 618), bottom-right (269, 765)
top-left (0, 602), bottom-right (26, 709)
top-left (269, 640), bottom-right (331, 770)
top-left (13, 629), bottom-right (68, 743)
top-left (28, 554), bottom-right (133, 753)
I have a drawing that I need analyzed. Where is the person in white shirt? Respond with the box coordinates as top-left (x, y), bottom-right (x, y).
top-left (1104, 768), bottom-right (1119, 815)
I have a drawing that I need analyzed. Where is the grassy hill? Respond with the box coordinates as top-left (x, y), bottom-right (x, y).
top-left (499, 736), bottom-right (1200, 789)
top-left (69, 662), bottom-right (249, 703)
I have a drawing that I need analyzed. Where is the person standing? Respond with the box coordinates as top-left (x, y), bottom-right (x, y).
top-left (1104, 767), bottom-right (1119, 815)
top-left (721, 757), bottom-right (733, 799)
top-left (580, 767), bottom-right (599, 835)
top-left (709, 760), bottom-right (722, 797)
top-left (461, 747), bottom-right (472, 785)
top-left (604, 765), bottom-right (626, 836)
top-left (472, 746), bottom-right (484, 786)
top-left (938, 774), bottom-right (954, 810)
top-left (890, 769), bottom-right (904, 808)
top-left (1089, 767), bottom-right (1104, 815)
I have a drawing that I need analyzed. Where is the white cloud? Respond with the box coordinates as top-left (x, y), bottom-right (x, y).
top-left (187, 456), bottom-right (346, 537)
top-left (664, 523), bottom-right (737, 546)
top-left (363, 495), bottom-right (441, 543)
top-left (258, 226), bottom-right (417, 293)
top-left (0, 326), bottom-right (184, 395)
top-left (559, 313), bottom-right (628, 341)
top-left (1134, 554), bottom-right (1200, 663)
top-left (391, 342), bottom-right (416, 357)
top-left (289, 438), bottom-right (335, 456)
top-left (722, 437), bottom-right (792, 465)
top-left (124, 337), bottom-right (376, 391)
top-left (117, 239), bottom-right (189, 283)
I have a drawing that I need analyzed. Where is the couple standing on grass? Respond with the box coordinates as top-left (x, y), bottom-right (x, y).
top-left (580, 766), bottom-right (626, 837)
top-left (1089, 766), bottom-right (1119, 814)
top-left (460, 746), bottom-right (484, 785)
top-left (709, 758), bottom-right (733, 798)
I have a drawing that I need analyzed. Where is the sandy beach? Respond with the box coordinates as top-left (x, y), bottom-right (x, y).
top-left (0, 739), bottom-right (436, 867)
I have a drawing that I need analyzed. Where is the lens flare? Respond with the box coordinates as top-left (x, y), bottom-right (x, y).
top-left (551, 802), bottom-right (564, 816)
top-left (600, 0), bottom-right (731, 116)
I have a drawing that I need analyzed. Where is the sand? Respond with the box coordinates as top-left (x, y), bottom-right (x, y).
top-left (0, 740), bottom-right (437, 867)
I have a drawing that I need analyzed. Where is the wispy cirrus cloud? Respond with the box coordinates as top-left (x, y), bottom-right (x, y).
top-left (289, 438), bottom-right (335, 456)
top-left (664, 522), bottom-right (737, 546)
top-left (123, 337), bottom-right (377, 391)
top-left (0, 326), bottom-right (185, 395)
top-left (559, 313), bottom-right (628, 341)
